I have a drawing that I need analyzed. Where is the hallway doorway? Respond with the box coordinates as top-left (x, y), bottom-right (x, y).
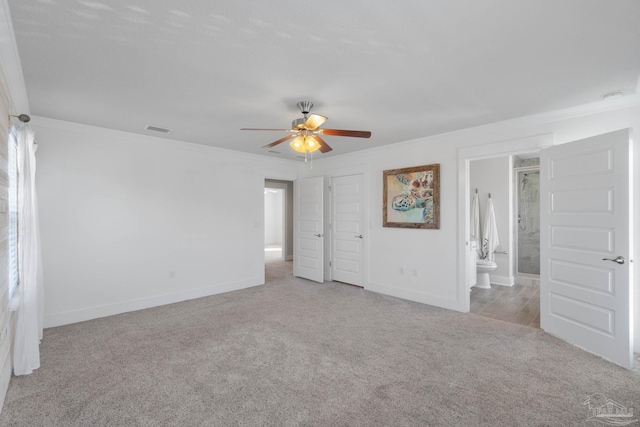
top-left (264, 179), bottom-right (293, 264)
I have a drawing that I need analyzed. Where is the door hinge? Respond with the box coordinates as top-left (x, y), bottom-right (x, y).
top-left (329, 261), bottom-right (332, 266)
top-left (328, 186), bottom-right (331, 192)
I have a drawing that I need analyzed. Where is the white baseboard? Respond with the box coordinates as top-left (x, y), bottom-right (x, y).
top-left (489, 274), bottom-right (514, 287)
top-left (44, 278), bottom-right (262, 328)
top-left (365, 282), bottom-right (463, 312)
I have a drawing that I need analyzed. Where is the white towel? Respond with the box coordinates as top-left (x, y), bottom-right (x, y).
top-left (470, 193), bottom-right (481, 257)
top-left (482, 198), bottom-right (500, 261)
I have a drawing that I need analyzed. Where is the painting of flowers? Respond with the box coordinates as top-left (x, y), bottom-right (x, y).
top-left (383, 164), bottom-right (440, 229)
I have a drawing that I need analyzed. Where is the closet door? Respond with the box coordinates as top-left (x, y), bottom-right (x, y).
top-left (331, 174), bottom-right (365, 286)
top-left (293, 177), bottom-right (324, 282)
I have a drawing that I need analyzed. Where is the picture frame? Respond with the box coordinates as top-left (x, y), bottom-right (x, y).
top-left (383, 163), bottom-right (440, 229)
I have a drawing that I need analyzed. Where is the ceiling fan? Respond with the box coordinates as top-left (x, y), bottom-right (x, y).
top-left (241, 101), bottom-right (371, 154)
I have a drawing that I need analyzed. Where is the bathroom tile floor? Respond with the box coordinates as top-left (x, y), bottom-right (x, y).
top-left (470, 283), bottom-right (540, 328)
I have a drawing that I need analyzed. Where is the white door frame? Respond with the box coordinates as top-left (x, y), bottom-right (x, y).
top-left (262, 172), bottom-right (297, 284)
top-left (457, 134), bottom-right (555, 312)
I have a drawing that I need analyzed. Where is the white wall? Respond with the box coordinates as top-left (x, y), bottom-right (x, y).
top-left (304, 101), bottom-right (640, 355)
top-left (31, 101), bottom-right (640, 355)
top-left (469, 156), bottom-right (513, 285)
top-left (307, 143), bottom-right (464, 311)
top-left (264, 189), bottom-right (283, 246)
top-left (33, 118), bottom-right (299, 327)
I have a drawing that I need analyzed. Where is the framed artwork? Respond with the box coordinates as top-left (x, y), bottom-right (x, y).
top-left (383, 163), bottom-right (440, 229)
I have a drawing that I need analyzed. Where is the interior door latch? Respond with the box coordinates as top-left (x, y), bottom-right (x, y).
top-left (602, 256), bottom-right (625, 265)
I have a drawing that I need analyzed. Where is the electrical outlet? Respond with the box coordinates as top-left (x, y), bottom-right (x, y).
top-left (399, 267), bottom-right (404, 275)
top-left (412, 269), bottom-right (418, 277)
top-left (169, 271), bottom-right (176, 279)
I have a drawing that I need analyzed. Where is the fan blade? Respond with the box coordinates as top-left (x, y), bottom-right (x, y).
top-left (313, 135), bottom-right (333, 153)
top-left (241, 128), bottom-right (296, 132)
top-left (317, 129), bottom-right (371, 138)
top-left (262, 134), bottom-right (297, 149)
top-left (303, 114), bottom-right (327, 131)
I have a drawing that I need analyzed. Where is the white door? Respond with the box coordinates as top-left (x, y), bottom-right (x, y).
top-left (331, 174), bottom-right (365, 286)
top-left (540, 129), bottom-right (632, 368)
top-left (294, 177), bottom-right (324, 282)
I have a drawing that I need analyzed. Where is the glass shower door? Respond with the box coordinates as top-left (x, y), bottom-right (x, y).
top-left (516, 168), bottom-right (540, 276)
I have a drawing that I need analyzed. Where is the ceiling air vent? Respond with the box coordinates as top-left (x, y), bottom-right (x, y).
top-left (145, 125), bottom-right (172, 134)
top-left (267, 150), bottom-right (281, 154)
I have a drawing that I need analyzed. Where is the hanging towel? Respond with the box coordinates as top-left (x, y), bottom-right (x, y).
top-left (470, 193), bottom-right (481, 257)
top-left (481, 198), bottom-right (500, 261)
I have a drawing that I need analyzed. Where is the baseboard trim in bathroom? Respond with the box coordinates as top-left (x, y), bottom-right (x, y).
top-left (489, 274), bottom-right (514, 287)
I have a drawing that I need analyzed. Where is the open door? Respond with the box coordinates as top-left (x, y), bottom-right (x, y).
top-left (294, 177), bottom-right (324, 282)
top-left (540, 129), bottom-right (632, 368)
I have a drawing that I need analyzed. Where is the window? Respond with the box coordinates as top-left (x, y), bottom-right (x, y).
top-left (8, 127), bottom-right (19, 299)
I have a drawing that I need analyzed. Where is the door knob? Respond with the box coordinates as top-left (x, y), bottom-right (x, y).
top-left (355, 235), bottom-right (363, 239)
top-left (314, 233), bottom-right (323, 238)
top-left (602, 256), bottom-right (625, 265)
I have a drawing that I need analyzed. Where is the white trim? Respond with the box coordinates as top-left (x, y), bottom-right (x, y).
top-left (0, 0), bottom-right (29, 115)
top-left (458, 133), bottom-right (556, 314)
top-left (458, 133), bottom-right (554, 159)
top-left (489, 274), bottom-right (514, 287)
top-left (365, 282), bottom-right (461, 312)
top-left (44, 277), bottom-right (262, 328)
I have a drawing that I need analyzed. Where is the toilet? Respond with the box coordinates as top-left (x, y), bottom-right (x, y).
top-left (475, 259), bottom-right (497, 289)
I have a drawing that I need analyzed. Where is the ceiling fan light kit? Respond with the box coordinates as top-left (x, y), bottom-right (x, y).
top-left (241, 101), bottom-right (372, 155)
top-left (290, 134), bottom-right (320, 153)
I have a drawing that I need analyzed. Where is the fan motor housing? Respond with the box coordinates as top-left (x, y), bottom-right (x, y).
top-left (292, 117), bottom-right (307, 129)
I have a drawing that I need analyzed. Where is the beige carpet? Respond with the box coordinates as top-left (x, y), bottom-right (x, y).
top-left (1, 260), bottom-right (638, 426)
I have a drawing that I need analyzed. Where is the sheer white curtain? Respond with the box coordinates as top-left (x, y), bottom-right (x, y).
top-left (13, 125), bottom-right (44, 376)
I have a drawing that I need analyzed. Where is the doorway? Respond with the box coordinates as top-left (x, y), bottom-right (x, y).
top-left (460, 130), bottom-right (634, 368)
top-left (467, 154), bottom-right (541, 328)
top-left (264, 179), bottom-right (294, 280)
top-left (264, 187), bottom-right (284, 261)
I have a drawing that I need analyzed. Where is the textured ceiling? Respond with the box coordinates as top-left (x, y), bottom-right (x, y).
top-left (8, 0), bottom-right (640, 159)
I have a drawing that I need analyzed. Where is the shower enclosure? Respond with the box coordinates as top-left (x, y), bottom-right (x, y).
top-left (514, 166), bottom-right (540, 284)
